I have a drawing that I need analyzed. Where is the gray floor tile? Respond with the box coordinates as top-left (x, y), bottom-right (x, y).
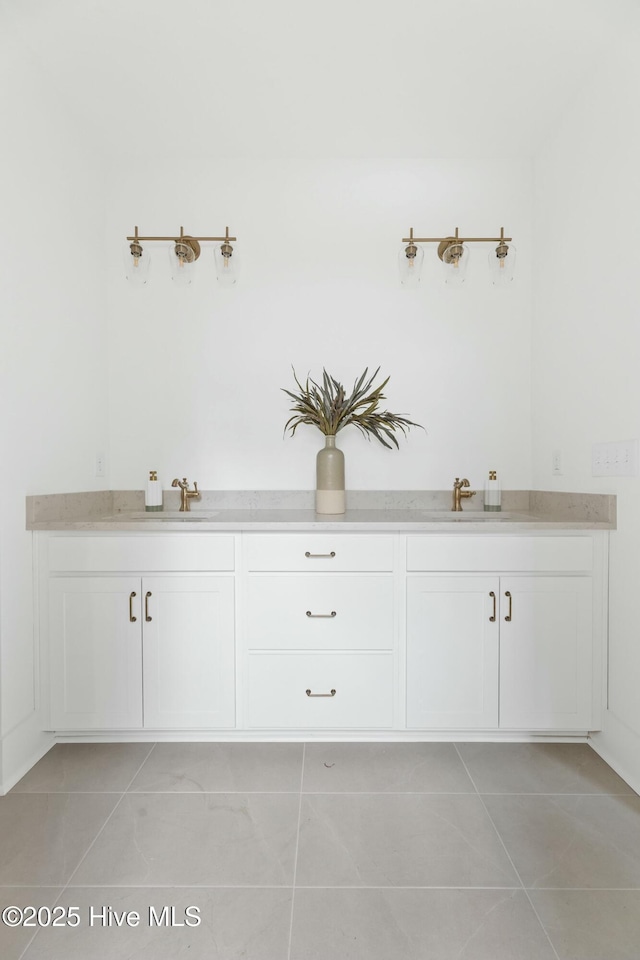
top-left (0, 888), bottom-right (62, 960)
top-left (22, 887), bottom-right (293, 960)
top-left (0, 794), bottom-right (119, 885)
top-left (457, 743), bottom-right (635, 795)
top-left (72, 793), bottom-right (299, 886)
top-left (303, 742), bottom-right (475, 793)
top-left (296, 793), bottom-right (519, 887)
top-left (291, 888), bottom-right (556, 960)
top-left (12, 743), bottom-right (153, 793)
top-left (530, 889), bottom-right (640, 960)
top-left (485, 794), bottom-right (640, 888)
top-left (129, 742), bottom-right (303, 792)
top-left (2, 742), bottom-right (638, 958)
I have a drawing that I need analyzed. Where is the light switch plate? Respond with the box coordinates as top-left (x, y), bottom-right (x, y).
top-left (592, 439), bottom-right (638, 477)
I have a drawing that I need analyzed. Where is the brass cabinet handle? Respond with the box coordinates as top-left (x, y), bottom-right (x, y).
top-left (306, 688), bottom-right (337, 697)
top-left (504, 591), bottom-right (512, 622)
top-left (145, 591), bottom-right (152, 622)
top-left (129, 591), bottom-right (137, 622)
top-left (489, 591), bottom-right (496, 622)
top-left (306, 610), bottom-right (337, 618)
top-left (305, 551), bottom-right (336, 559)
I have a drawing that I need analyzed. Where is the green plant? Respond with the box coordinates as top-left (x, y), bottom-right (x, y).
top-left (282, 367), bottom-right (423, 449)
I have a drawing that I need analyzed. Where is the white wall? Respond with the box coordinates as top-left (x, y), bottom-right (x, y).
top-left (106, 159), bottom-right (533, 493)
top-left (0, 47), bottom-right (110, 791)
top-left (532, 43), bottom-right (640, 789)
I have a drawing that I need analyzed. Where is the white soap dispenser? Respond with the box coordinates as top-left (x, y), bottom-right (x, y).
top-left (484, 470), bottom-right (502, 512)
top-left (145, 471), bottom-right (163, 512)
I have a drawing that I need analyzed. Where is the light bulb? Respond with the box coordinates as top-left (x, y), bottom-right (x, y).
top-left (169, 240), bottom-right (196, 285)
top-left (398, 243), bottom-right (424, 286)
top-left (124, 241), bottom-right (150, 284)
top-left (489, 241), bottom-right (516, 286)
top-left (215, 242), bottom-right (237, 286)
top-left (441, 241), bottom-right (469, 286)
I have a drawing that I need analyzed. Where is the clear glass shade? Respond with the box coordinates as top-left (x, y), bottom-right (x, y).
top-left (169, 242), bottom-right (197, 285)
top-left (441, 242), bottom-right (469, 287)
top-left (398, 243), bottom-right (424, 286)
top-left (123, 243), bottom-right (150, 284)
top-left (488, 242), bottom-right (516, 286)
top-left (214, 243), bottom-right (237, 286)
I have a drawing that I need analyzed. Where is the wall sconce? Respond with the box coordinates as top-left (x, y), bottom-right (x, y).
top-left (399, 227), bottom-right (515, 287)
top-left (125, 226), bottom-right (238, 285)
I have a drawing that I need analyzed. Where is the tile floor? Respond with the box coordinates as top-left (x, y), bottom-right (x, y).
top-left (1, 741), bottom-right (639, 959)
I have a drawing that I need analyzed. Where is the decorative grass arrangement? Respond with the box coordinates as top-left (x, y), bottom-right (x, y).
top-left (283, 367), bottom-right (422, 449)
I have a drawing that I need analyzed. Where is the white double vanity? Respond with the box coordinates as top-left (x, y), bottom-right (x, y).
top-left (29, 491), bottom-right (613, 743)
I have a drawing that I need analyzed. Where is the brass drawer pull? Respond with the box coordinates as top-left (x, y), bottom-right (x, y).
top-left (306, 610), bottom-right (337, 619)
top-left (129, 591), bottom-right (137, 622)
top-left (305, 551), bottom-right (336, 559)
top-left (145, 591), bottom-right (152, 622)
top-left (489, 591), bottom-right (496, 622)
top-left (504, 591), bottom-right (512, 622)
top-left (306, 688), bottom-right (336, 697)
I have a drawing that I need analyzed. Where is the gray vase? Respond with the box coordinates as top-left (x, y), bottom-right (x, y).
top-left (316, 435), bottom-right (345, 514)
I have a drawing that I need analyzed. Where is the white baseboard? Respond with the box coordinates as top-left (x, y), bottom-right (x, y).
top-left (52, 729), bottom-right (591, 744)
top-left (0, 712), bottom-right (54, 795)
top-left (590, 709), bottom-right (640, 795)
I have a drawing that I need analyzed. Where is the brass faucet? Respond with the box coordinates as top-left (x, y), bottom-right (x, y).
top-left (452, 477), bottom-right (476, 512)
top-left (171, 477), bottom-right (200, 512)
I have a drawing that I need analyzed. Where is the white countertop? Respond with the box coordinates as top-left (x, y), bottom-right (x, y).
top-left (28, 507), bottom-right (614, 532)
top-left (26, 490), bottom-right (616, 531)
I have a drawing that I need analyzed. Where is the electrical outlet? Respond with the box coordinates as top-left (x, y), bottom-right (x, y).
top-left (592, 440), bottom-right (638, 477)
top-left (95, 452), bottom-right (106, 478)
top-left (552, 450), bottom-right (562, 476)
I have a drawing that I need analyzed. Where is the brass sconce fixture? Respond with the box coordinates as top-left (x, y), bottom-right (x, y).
top-left (125, 225), bottom-right (238, 286)
top-left (399, 226), bottom-right (516, 288)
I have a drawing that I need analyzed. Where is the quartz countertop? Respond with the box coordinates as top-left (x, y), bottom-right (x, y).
top-left (26, 490), bottom-right (616, 532)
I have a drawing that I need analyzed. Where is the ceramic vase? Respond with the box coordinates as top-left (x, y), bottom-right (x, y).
top-left (316, 435), bottom-right (345, 514)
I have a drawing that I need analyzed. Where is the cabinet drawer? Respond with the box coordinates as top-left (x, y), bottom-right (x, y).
top-left (247, 653), bottom-right (394, 728)
top-left (48, 535), bottom-right (235, 573)
top-left (407, 536), bottom-right (593, 573)
top-left (246, 576), bottom-right (394, 650)
top-left (245, 534), bottom-right (393, 572)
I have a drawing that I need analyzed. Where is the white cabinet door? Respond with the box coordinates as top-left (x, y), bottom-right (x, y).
top-left (499, 577), bottom-right (593, 730)
top-left (406, 577), bottom-right (499, 729)
top-left (49, 577), bottom-right (143, 729)
top-left (142, 576), bottom-right (235, 729)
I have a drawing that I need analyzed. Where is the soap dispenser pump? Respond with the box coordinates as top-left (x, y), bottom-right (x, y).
top-left (145, 471), bottom-right (163, 512)
top-left (484, 470), bottom-right (501, 512)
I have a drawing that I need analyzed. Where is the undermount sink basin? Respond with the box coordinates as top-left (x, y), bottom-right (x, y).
top-left (119, 511), bottom-right (220, 521)
top-left (420, 511), bottom-right (534, 521)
